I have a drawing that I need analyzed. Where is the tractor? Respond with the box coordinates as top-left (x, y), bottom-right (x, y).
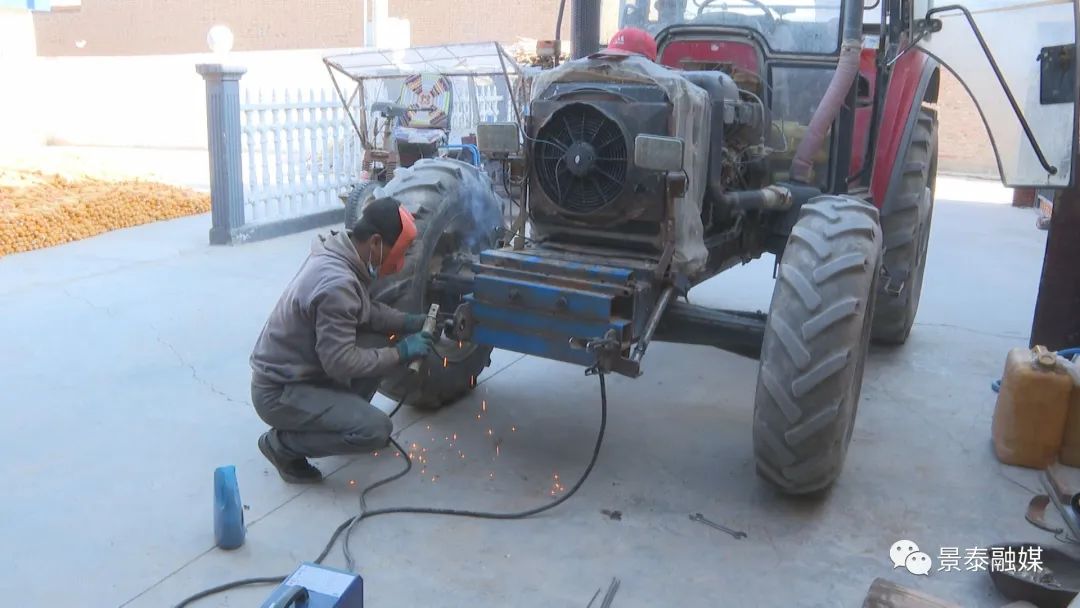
top-left (328, 0), bottom-right (1077, 494)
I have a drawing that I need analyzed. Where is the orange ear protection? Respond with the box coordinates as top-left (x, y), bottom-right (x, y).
top-left (379, 206), bottom-right (417, 276)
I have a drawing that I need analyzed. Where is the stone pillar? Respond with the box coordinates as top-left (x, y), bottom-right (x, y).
top-left (196, 64), bottom-right (247, 245)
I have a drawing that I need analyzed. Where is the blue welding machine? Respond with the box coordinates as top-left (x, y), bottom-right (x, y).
top-left (260, 563), bottom-right (363, 608)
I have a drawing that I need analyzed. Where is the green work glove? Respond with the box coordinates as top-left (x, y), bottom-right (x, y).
top-left (396, 331), bottom-right (435, 362)
top-left (403, 313), bottom-right (428, 333)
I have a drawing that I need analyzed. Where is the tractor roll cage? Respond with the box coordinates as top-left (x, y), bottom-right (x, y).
top-left (322, 42), bottom-right (525, 151)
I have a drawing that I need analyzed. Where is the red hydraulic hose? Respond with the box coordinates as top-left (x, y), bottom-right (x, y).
top-left (790, 39), bottom-right (862, 184)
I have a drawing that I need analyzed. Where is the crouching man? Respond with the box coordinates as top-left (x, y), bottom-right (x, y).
top-left (249, 198), bottom-right (434, 483)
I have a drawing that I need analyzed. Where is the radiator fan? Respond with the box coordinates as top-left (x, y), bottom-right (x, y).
top-left (534, 103), bottom-right (628, 214)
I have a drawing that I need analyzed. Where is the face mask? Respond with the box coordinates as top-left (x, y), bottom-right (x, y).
top-left (367, 241), bottom-right (383, 280)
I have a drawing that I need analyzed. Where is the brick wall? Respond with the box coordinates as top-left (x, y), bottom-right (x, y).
top-left (388, 0), bottom-right (566, 47)
top-left (936, 69), bottom-right (999, 178)
top-left (32, 0), bottom-right (564, 56)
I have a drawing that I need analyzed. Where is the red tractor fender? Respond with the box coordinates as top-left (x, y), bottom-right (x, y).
top-left (869, 50), bottom-right (940, 207)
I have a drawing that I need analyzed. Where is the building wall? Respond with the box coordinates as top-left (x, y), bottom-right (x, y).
top-left (33, 0), bottom-right (565, 56)
top-left (936, 69), bottom-right (999, 178)
top-left (0, 7), bottom-right (43, 154)
top-left (27, 0), bottom-right (999, 177)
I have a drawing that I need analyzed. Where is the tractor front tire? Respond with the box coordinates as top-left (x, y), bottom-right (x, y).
top-left (753, 196), bottom-right (882, 494)
top-left (359, 158), bottom-right (502, 410)
top-left (871, 109), bottom-right (938, 344)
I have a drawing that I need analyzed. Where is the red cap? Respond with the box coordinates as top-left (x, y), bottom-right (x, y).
top-left (594, 27), bottom-right (658, 62)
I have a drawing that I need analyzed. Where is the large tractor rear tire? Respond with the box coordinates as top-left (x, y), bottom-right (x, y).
top-left (871, 109), bottom-right (938, 344)
top-left (753, 196), bottom-right (882, 494)
top-left (353, 158), bottom-right (504, 410)
top-left (343, 181), bottom-right (379, 230)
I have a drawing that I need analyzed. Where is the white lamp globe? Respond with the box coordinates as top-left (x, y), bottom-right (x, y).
top-left (207, 25), bottom-right (234, 55)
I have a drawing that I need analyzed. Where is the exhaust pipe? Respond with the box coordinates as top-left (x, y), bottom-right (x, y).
top-left (790, 0), bottom-right (864, 183)
top-left (571, 0), bottom-right (601, 58)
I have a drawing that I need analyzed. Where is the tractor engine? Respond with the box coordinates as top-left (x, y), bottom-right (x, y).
top-left (526, 65), bottom-right (765, 256)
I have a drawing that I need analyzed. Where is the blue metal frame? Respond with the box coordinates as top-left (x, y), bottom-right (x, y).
top-left (465, 247), bottom-right (660, 368)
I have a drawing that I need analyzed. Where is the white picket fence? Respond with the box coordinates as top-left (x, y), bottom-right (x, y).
top-left (238, 80), bottom-right (514, 227)
top-left (240, 88), bottom-right (362, 225)
top-left (448, 77), bottom-right (515, 143)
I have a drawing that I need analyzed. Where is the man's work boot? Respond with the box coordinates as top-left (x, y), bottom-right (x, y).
top-left (258, 431), bottom-right (323, 484)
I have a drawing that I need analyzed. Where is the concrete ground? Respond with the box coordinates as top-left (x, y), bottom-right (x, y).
top-left (0, 177), bottom-right (1062, 607)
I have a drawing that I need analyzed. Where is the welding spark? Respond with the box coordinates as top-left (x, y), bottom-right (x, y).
top-left (349, 480), bottom-right (356, 486)
top-left (487, 429), bottom-right (493, 436)
top-left (373, 451), bottom-right (379, 457)
top-left (549, 473), bottom-right (566, 495)
top-left (476, 414), bottom-right (481, 420)
top-left (511, 426), bottom-right (517, 432)
top-left (389, 334), bottom-right (396, 342)
top-left (458, 340), bottom-right (463, 349)
top-left (443, 357), bottom-right (448, 368)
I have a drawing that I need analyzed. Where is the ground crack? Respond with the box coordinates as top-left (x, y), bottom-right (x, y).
top-left (63, 287), bottom-right (119, 318)
top-left (63, 288), bottom-right (249, 406)
top-left (155, 333), bottom-right (250, 406)
top-left (912, 322), bottom-right (1027, 341)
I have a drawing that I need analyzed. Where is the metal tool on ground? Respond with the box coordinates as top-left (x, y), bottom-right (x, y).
top-left (408, 303), bottom-right (440, 374)
top-left (586, 577), bottom-right (621, 608)
top-left (689, 512), bottom-right (747, 540)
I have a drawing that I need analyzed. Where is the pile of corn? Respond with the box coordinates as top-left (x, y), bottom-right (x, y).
top-left (0, 171), bottom-right (210, 256)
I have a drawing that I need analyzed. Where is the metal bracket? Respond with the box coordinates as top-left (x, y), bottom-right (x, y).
top-left (880, 264), bottom-right (907, 298)
top-left (571, 329), bottom-right (641, 378)
top-left (655, 172), bottom-right (688, 280)
top-left (1040, 44), bottom-right (1076, 105)
top-left (885, 19), bottom-right (940, 67)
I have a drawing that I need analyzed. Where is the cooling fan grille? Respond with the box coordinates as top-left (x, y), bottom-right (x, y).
top-left (534, 103), bottom-right (628, 214)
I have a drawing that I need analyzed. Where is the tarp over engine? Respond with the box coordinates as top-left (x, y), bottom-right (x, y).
top-left (528, 56), bottom-right (710, 278)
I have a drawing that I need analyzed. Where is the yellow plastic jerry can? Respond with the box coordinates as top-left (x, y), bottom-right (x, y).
top-left (992, 346), bottom-right (1073, 469)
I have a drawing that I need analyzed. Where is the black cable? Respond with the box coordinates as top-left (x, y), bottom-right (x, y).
top-left (174, 371), bottom-right (609, 607)
top-left (173, 576), bottom-right (287, 607)
top-left (342, 371), bottom-right (608, 569)
top-left (173, 393), bottom-right (410, 608)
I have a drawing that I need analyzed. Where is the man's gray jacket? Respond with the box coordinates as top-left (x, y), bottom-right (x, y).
top-left (250, 230), bottom-right (408, 387)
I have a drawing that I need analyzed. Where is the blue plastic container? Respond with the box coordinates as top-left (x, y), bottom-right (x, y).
top-left (214, 465), bottom-right (246, 550)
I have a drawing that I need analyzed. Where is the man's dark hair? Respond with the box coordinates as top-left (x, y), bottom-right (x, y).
top-left (351, 197), bottom-right (403, 245)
